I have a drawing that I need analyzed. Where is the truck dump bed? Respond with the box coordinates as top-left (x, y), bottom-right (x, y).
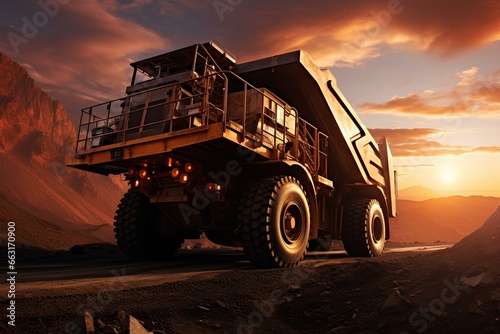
top-left (236, 51), bottom-right (396, 215)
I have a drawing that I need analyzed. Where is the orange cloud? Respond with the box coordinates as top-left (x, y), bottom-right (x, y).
top-left (215, 0), bottom-right (500, 67)
top-left (391, 0), bottom-right (500, 55)
top-left (100, 0), bottom-right (201, 18)
top-left (1, 0), bottom-right (498, 123)
top-left (370, 128), bottom-right (500, 157)
top-left (0, 0), bottom-right (169, 123)
top-left (475, 146), bottom-right (500, 153)
top-left (362, 68), bottom-right (500, 116)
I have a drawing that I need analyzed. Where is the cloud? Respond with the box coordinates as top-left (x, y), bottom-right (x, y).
top-left (0, 0), bottom-right (498, 124)
top-left (210, 1), bottom-right (394, 67)
top-left (369, 128), bottom-right (500, 157)
top-left (211, 0), bottom-right (500, 67)
top-left (475, 146), bottom-right (500, 153)
top-left (369, 128), bottom-right (441, 141)
top-left (362, 67), bottom-right (500, 117)
top-left (0, 0), bottom-right (169, 123)
top-left (396, 164), bottom-right (436, 168)
top-left (392, 0), bottom-right (500, 56)
top-left (100, 0), bottom-right (202, 18)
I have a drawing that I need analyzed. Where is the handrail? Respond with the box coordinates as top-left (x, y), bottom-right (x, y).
top-left (74, 69), bottom-right (329, 179)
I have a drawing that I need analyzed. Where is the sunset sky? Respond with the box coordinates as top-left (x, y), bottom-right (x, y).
top-left (1, 0), bottom-right (499, 196)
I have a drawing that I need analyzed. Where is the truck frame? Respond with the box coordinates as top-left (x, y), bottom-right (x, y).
top-left (66, 41), bottom-right (397, 268)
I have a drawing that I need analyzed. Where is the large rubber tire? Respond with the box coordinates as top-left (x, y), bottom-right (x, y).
top-left (114, 189), bottom-right (184, 260)
top-left (342, 198), bottom-right (386, 257)
top-left (239, 176), bottom-right (310, 268)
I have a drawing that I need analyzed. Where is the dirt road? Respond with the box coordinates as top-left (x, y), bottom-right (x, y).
top-left (15, 244), bottom-right (451, 298)
top-left (5, 242), bottom-right (483, 334)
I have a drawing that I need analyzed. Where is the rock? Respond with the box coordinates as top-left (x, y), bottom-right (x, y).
top-left (117, 310), bottom-right (150, 334)
top-left (460, 272), bottom-right (494, 287)
top-left (84, 311), bottom-right (95, 334)
top-left (95, 318), bottom-right (106, 329)
top-left (216, 300), bottom-right (229, 309)
top-left (105, 325), bottom-right (120, 334)
top-left (381, 290), bottom-right (411, 314)
top-left (287, 284), bottom-right (301, 293)
top-left (128, 315), bottom-right (152, 334)
top-left (491, 289), bottom-right (500, 301)
top-left (117, 309), bottom-right (128, 322)
top-left (468, 300), bottom-right (485, 315)
top-left (329, 325), bottom-right (348, 333)
top-left (320, 291), bottom-right (331, 297)
top-left (197, 305), bottom-right (211, 312)
top-left (117, 313), bottom-right (152, 334)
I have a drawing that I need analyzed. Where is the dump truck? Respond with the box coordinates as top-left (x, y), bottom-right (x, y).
top-left (66, 41), bottom-right (397, 268)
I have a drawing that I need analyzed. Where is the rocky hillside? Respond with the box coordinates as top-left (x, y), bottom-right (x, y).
top-left (0, 52), bottom-right (75, 160)
top-left (0, 53), bottom-right (126, 246)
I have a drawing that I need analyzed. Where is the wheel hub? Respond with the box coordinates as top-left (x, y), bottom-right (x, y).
top-left (285, 216), bottom-right (296, 230)
top-left (281, 202), bottom-right (304, 244)
top-left (372, 216), bottom-right (383, 243)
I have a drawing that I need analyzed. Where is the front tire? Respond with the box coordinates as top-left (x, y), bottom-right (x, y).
top-left (239, 176), bottom-right (310, 268)
top-left (342, 198), bottom-right (386, 257)
top-left (114, 189), bottom-right (184, 260)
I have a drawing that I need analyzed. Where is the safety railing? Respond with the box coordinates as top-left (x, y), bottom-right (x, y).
top-left (75, 71), bottom-right (226, 152)
top-left (75, 69), bottom-right (328, 179)
top-left (297, 118), bottom-right (328, 177)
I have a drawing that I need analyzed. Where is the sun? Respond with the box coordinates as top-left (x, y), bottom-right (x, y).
top-left (441, 169), bottom-right (457, 184)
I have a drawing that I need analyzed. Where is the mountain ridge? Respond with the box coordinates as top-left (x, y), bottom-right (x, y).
top-left (0, 53), bottom-right (126, 245)
top-left (397, 185), bottom-right (440, 201)
top-left (0, 52), bottom-right (75, 159)
top-left (390, 196), bottom-right (500, 243)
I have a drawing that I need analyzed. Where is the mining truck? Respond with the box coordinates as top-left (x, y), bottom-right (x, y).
top-left (66, 41), bottom-right (397, 268)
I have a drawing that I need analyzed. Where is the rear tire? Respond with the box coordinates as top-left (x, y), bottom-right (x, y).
top-left (239, 176), bottom-right (310, 268)
top-left (114, 189), bottom-right (184, 260)
top-left (342, 198), bottom-right (386, 257)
